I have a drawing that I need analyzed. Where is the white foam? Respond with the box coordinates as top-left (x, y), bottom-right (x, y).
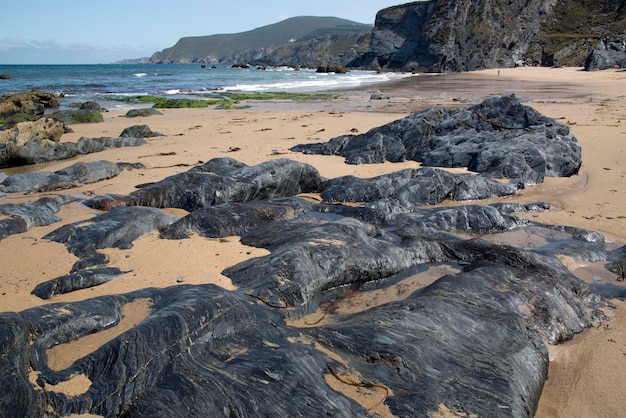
top-left (220, 71), bottom-right (416, 92)
top-left (133, 73), bottom-right (147, 77)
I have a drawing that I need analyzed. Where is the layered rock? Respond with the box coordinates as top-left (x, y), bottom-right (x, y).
top-left (0, 160), bottom-right (143, 193)
top-left (0, 98), bottom-right (618, 417)
top-left (351, 0), bottom-right (626, 72)
top-left (292, 95), bottom-right (581, 188)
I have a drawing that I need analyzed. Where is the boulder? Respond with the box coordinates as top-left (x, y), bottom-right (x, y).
top-left (44, 206), bottom-right (179, 272)
top-left (79, 101), bottom-right (107, 111)
top-left (0, 195), bottom-right (79, 241)
top-left (0, 74), bottom-right (10, 80)
top-left (31, 267), bottom-right (128, 299)
top-left (0, 160), bottom-right (138, 193)
top-left (87, 157), bottom-right (325, 211)
top-left (321, 167), bottom-right (517, 209)
top-left (0, 117), bottom-right (65, 146)
top-left (47, 109), bottom-right (104, 124)
top-left (0, 91), bottom-right (59, 119)
top-left (125, 108), bottom-right (163, 118)
top-left (0, 131), bottom-right (147, 168)
top-left (584, 35), bottom-right (626, 70)
top-left (120, 124), bottom-right (163, 138)
top-left (292, 95), bottom-right (582, 188)
top-left (1, 214), bottom-right (606, 417)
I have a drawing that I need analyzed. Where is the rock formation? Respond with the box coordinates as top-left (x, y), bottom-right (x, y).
top-left (0, 91), bottom-right (59, 119)
top-left (292, 95), bottom-right (581, 188)
top-left (585, 34), bottom-right (626, 70)
top-left (0, 96), bottom-right (619, 417)
top-left (352, 0), bottom-right (626, 72)
top-left (0, 161), bottom-right (143, 193)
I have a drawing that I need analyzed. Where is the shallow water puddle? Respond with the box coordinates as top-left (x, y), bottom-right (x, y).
top-left (46, 298), bottom-right (152, 371)
top-left (289, 263), bottom-right (461, 327)
top-left (290, 335), bottom-right (394, 417)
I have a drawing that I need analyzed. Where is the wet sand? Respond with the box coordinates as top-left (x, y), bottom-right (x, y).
top-left (1, 67), bottom-right (625, 416)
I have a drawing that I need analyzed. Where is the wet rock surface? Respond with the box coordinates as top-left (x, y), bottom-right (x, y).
top-left (0, 97), bottom-right (620, 417)
top-left (0, 195), bottom-right (80, 241)
top-left (87, 157), bottom-right (325, 211)
top-left (0, 160), bottom-right (143, 193)
top-left (292, 95), bottom-right (582, 188)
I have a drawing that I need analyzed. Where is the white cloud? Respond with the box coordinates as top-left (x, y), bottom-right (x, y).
top-left (0, 38), bottom-right (155, 64)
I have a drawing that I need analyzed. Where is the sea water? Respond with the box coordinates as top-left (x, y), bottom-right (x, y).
top-left (0, 64), bottom-right (411, 110)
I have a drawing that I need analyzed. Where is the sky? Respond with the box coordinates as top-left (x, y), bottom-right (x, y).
top-left (0, 0), bottom-right (407, 64)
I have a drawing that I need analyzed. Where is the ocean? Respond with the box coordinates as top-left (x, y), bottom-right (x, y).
top-left (0, 64), bottom-right (411, 111)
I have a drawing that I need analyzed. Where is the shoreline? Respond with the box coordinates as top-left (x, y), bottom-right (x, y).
top-left (1, 66), bottom-right (625, 416)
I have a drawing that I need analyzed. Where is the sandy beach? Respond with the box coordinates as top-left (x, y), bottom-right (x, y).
top-left (1, 67), bottom-right (624, 416)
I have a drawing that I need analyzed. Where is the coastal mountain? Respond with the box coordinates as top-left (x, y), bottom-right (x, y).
top-left (148, 1), bottom-right (626, 71)
top-left (352, 0), bottom-right (626, 72)
top-left (149, 16), bottom-right (372, 65)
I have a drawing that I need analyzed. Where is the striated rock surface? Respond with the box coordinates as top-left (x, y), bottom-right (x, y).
top-left (0, 98), bottom-right (618, 417)
top-left (87, 157), bottom-right (325, 211)
top-left (0, 195), bottom-right (79, 241)
top-left (0, 160), bottom-right (142, 193)
top-left (292, 95), bottom-right (581, 188)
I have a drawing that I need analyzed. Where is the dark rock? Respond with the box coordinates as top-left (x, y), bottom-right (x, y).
top-left (48, 109), bottom-right (104, 124)
top-left (0, 91), bottom-right (59, 119)
top-left (0, 220), bottom-right (605, 416)
top-left (305, 252), bottom-right (601, 416)
top-left (584, 35), bottom-right (626, 70)
top-left (79, 101), bottom-right (107, 112)
top-left (0, 74), bottom-right (10, 80)
top-left (321, 167), bottom-right (517, 209)
top-left (87, 158), bottom-right (325, 211)
top-left (0, 161), bottom-right (128, 193)
top-left (0, 134), bottom-right (147, 168)
top-left (120, 124), bottom-right (163, 138)
top-left (125, 108), bottom-right (163, 118)
top-left (31, 267), bottom-right (128, 299)
top-left (160, 197), bottom-right (316, 239)
top-left (0, 195), bottom-right (79, 241)
top-left (316, 64), bottom-right (349, 73)
top-left (0, 285), bottom-right (366, 417)
top-left (292, 95), bottom-right (581, 188)
top-left (44, 206), bottom-right (178, 272)
top-left (0, 99), bottom-right (616, 416)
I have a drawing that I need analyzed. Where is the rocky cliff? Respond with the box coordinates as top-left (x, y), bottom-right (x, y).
top-left (352, 0), bottom-right (626, 72)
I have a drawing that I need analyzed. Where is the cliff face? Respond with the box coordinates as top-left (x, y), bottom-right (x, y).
top-left (352, 0), bottom-right (626, 72)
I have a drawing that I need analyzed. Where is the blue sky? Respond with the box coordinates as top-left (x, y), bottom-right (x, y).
top-left (0, 0), bottom-right (406, 64)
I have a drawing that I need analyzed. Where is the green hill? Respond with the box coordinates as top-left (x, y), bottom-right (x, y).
top-left (149, 16), bottom-right (372, 64)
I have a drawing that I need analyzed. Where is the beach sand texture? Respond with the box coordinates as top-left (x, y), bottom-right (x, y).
top-left (0, 67), bottom-right (624, 416)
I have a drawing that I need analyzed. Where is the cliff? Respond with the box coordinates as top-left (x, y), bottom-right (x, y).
top-left (352, 0), bottom-right (626, 72)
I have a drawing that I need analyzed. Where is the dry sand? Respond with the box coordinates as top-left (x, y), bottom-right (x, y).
top-left (1, 67), bottom-right (625, 416)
